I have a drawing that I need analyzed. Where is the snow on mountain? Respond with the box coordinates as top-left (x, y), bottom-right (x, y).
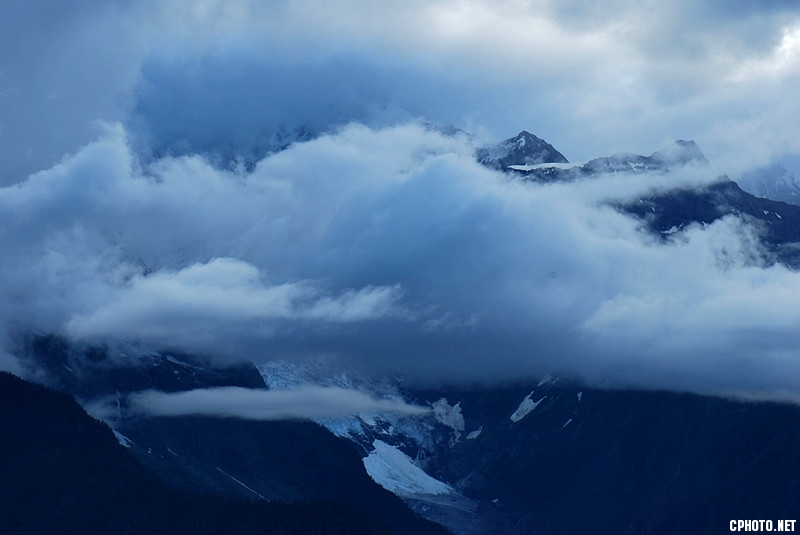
top-left (431, 398), bottom-right (465, 441)
top-left (492, 137), bottom-right (708, 182)
top-left (258, 361), bottom-right (461, 451)
top-left (363, 440), bottom-right (453, 497)
top-left (574, 140), bottom-right (707, 176)
top-left (216, 467), bottom-right (268, 500)
top-left (256, 359), bottom-right (487, 533)
top-left (465, 427), bottom-right (482, 440)
top-left (507, 162), bottom-right (580, 172)
top-left (510, 391), bottom-right (545, 422)
top-left (476, 130), bottom-right (568, 172)
top-left (113, 430), bottom-right (134, 448)
top-left (257, 360), bottom-right (441, 448)
top-left (480, 131), bottom-right (800, 269)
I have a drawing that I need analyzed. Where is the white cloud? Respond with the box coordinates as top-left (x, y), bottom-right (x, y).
top-left (5, 121), bottom-right (800, 399)
top-left (125, 385), bottom-right (430, 420)
top-left (66, 258), bottom-right (402, 350)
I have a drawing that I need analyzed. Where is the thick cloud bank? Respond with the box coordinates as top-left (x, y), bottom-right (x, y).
top-left (6, 0), bottom-right (800, 401)
top-left (3, 121), bottom-right (800, 401)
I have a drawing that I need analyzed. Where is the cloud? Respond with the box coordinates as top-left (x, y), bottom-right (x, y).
top-left (121, 386), bottom-right (430, 420)
top-left (5, 1), bottom-right (800, 401)
top-left (66, 258), bottom-right (403, 352)
top-left (5, 120), bottom-right (800, 401)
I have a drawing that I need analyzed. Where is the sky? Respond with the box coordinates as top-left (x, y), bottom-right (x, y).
top-left (4, 0), bottom-right (800, 408)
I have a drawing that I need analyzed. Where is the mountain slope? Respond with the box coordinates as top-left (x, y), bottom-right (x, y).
top-left (402, 382), bottom-right (800, 535)
top-left (12, 337), bottom-right (450, 535)
top-left (619, 179), bottom-right (800, 267)
top-left (0, 371), bottom-right (396, 535)
top-left (480, 132), bottom-right (800, 268)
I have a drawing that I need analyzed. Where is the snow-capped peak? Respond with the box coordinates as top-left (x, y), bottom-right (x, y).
top-left (477, 130), bottom-right (568, 171)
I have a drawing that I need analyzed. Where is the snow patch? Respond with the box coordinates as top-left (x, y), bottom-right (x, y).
top-left (257, 361), bottom-right (307, 390)
top-left (510, 392), bottom-right (545, 422)
top-left (561, 418), bottom-right (573, 429)
top-left (628, 161), bottom-right (646, 172)
top-left (216, 467), bottom-right (267, 500)
top-left (363, 440), bottom-right (452, 497)
top-left (431, 398), bottom-right (465, 439)
top-left (577, 392), bottom-right (583, 402)
top-left (508, 162), bottom-right (578, 171)
top-left (163, 353), bottom-right (203, 370)
top-left (537, 374), bottom-right (553, 386)
top-left (113, 430), bottom-right (133, 448)
top-left (359, 413), bottom-right (377, 426)
top-left (466, 427), bottom-right (483, 440)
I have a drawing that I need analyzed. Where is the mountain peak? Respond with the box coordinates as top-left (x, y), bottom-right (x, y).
top-left (477, 131), bottom-right (568, 171)
top-left (650, 139), bottom-right (707, 165)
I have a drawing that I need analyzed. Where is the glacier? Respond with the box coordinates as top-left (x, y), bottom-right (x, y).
top-left (363, 440), bottom-right (453, 497)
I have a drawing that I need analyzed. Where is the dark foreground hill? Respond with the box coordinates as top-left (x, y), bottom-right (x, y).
top-left (405, 382), bottom-right (800, 534)
top-left (0, 371), bottom-right (446, 535)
